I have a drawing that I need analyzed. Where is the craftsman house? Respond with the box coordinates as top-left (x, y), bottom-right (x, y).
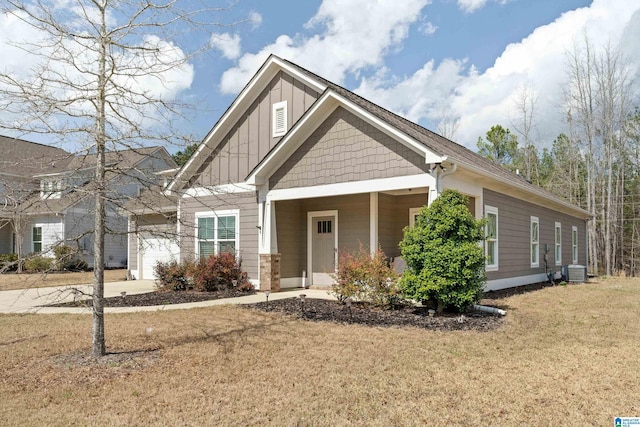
top-left (127, 55), bottom-right (590, 290)
top-left (0, 136), bottom-right (176, 268)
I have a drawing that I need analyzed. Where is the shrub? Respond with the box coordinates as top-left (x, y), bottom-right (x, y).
top-left (0, 253), bottom-right (18, 272)
top-left (399, 189), bottom-right (486, 313)
top-left (24, 255), bottom-right (53, 272)
top-left (192, 252), bottom-right (249, 292)
top-left (154, 259), bottom-right (194, 291)
top-left (53, 245), bottom-right (89, 271)
top-left (331, 244), bottom-right (401, 308)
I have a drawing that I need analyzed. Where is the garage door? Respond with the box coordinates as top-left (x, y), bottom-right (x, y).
top-left (139, 232), bottom-right (180, 280)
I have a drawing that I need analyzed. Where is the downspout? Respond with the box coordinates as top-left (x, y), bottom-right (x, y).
top-left (436, 162), bottom-right (458, 194)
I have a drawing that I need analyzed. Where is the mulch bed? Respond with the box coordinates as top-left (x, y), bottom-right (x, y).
top-left (245, 298), bottom-right (504, 331)
top-left (48, 289), bottom-right (256, 308)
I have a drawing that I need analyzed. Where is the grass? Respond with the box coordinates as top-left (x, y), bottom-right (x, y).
top-left (1, 277), bottom-right (639, 426)
top-left (0, 269), bottom-right (127, 291)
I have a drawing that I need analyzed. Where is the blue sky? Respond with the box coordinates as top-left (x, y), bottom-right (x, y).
top-left (1, 0), bottom-right (639, 152)
top-left (183, 0), bottom-right (640, 151)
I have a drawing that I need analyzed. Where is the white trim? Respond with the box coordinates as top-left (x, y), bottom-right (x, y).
top-left (280, 277), bottom-right (302, 289)
top-left (555, 221), bottom-right (562, 266)
top-left (182, 183), bottom-right (255, 198)
top-left (370, 192), bottom-right (378, 255)
top-left (409, 207), bottom-right (422, 227)
top-left (485, 273), bottom-right (548, 291)
top-left (530, 216), bottom-right (539, 268)
top-left (272, 100), bottom-right (288, 137)
top-left (572, 225), bottom-right (578, 264)
top-left (484, 205), bottom-right (498, 272)
top-left (194, 209), bottom-right (240, 258)
top-left (246, 90), bottom-right (444, 185)
top-left (168, 55), bottom-right (326, 193)
top-left (130, 269), bottom-right (138, 280)
top-left (267, 173), bottom-right (436, 202)
top-left (307, 210), bottom-right (338, 286)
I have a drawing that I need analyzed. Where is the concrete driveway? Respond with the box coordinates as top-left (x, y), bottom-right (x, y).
top-left (0, 280), bottom-right (156, 314)
top-left (0, 281), bottom-right (335, 314)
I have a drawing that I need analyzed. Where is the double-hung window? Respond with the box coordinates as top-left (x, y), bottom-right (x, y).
top-left (572, 226), bottom-right (578, 264)
top-left (32, 227), bottom-right (42, 253)
top-left (485, 206), bottom-right (498, 271)
top-left (530, 216), bottom-right (539, 268)
top-left (555, 222), bottom-right (562, 265)
top-left (196, 210), bottom-right (239, 258)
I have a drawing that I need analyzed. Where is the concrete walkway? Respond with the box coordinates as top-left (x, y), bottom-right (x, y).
top-left (0, 280), bottom-right (335, 314)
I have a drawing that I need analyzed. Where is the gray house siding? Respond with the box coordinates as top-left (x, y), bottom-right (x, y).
top-left (180, 192), bottom-right (259, 280)
top-left (275, 194), bottom-right (370, 279)
top-left (378, 193), bottom-right (429, 258)
top-left (192, 71), bottom-right (320, 187)
top-left (270, 107), bottom-right (430, 190)
top-left (483, 188), bottom-right (587, 281)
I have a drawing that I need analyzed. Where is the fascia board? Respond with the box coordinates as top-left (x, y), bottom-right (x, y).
top-left (168, 56), bottom-right (327, 193)
top-left (456, 159), bottom-right (591, 218)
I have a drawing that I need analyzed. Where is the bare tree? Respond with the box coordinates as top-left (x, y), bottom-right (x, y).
top-left (0, 0), bottom-right (237, 358)
top-left (510, 84), bottom-right (540, 183)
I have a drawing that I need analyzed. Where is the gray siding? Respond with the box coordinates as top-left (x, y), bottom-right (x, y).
top-left (275, 194), bottom-right (370, 279)
top-left (180, 192), bottom-right (259, 280)
top-left (483, 189), bottom-right (588, 281)
top-left (270, 107), bottom-right (430, 190)
top-left (378, 193), bottom-right (428, 258)
top-left (192, 72), bottom-right (320, 186)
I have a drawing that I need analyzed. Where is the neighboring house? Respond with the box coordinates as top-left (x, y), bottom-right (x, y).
top-left (0, 136), bottom-right (177, 268)
top-left (127, 55), bottom-right (590, 290)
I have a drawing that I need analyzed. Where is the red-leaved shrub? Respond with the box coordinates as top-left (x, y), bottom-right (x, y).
top-left (191, 252), bottom-right (249, 292)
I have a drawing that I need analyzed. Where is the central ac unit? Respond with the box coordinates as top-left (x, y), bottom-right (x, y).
top-left (562, 265), bottom-right (587, 283)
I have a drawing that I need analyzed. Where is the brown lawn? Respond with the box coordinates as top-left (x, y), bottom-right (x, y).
top-left (1, 277), bottom-right (639, 426)
top-left (0, 269), bottom-right (127, 291)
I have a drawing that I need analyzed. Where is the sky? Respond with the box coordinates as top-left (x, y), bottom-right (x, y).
top-left (2, 0), bottom-right (640, 152)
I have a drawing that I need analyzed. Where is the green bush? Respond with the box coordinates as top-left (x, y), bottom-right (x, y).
top-left (0, 253), bottom-right (18, 272)
top-left (24, 255), bottom-right (54, 273)
top-left (53, 245), bottom-right (89, 271)
top-left (399, 189), bottom-right (486, 313)
top-left (331, 244), bottom-right (401, 308)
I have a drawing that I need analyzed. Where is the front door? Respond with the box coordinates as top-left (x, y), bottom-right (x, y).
top-left (311, 214), bottom-right (336, 286)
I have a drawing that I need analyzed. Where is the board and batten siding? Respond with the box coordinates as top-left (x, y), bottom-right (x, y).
top-left (191, 71), bottom-right (319, 187)
top-left (275, 194), bottom-right (370, 279)
top-left (180, 192), bottom-right (259, 280)
top-left (483, 188), bottom-right (587, 281)
top-left (270, 107), bottom-right (431, 190)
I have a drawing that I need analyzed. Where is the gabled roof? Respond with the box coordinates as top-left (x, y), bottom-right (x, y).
top-left (167, 55), bottom-right (326, 192)
top-left (0, 135), bottom-right (72, 177)
top-left (171, 55), bottom-right (590, 218)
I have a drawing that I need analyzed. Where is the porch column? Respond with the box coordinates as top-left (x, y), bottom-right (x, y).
top-left (258, 191), bottom-right (280, 291)
top-left (370, 192), bottom-right (378, 255)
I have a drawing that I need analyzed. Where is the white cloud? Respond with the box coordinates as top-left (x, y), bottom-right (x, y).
top-left (420, 20), bottom-right (438, 36)
top-left (355, 0), bottom-right (640, 147)
top-left (457, 0), bottom-right (511, 14)
top-left (219, 0), bottom-right (431, 94)
top-left (210, 32), bottom-right (242, 60)
top-left (249, 11), bottom-right (263, 29)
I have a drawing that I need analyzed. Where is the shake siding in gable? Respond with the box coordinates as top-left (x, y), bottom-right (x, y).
top-left (483, 189), bottom-right (587, 281)
top-left (179, 192), bottom-right (259, 280)
top-left (269, 107), bottom-right (430, 190)
top-left (192, 71), bottom-right (319, 187)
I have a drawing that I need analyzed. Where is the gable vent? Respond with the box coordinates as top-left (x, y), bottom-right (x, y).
top-left (272, 101), bottom-right (287, 137)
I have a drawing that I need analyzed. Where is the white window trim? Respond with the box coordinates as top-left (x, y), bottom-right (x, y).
top-left (572, 225), bottom-right (578, 264)
top-left (272, 100), bottom-right (288, 137)
top-left (531, 216), bottom-right (539, 268)
top-left (555, 222), bottom-right (562, 266)
top-left (485, 205), bottom-right (499, 272)
top-left (195, 209), bottom-right (240, 258)
top-left (409, 207), bottom-right (422, 227)
top-left (32, 226), bottom-right (43, 253)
